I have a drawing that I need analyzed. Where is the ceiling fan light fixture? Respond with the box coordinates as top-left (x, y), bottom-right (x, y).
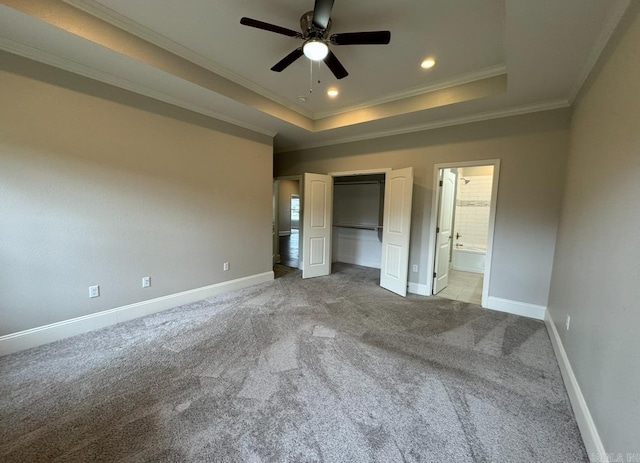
top-left (303, 39), bottom-right (329, 61)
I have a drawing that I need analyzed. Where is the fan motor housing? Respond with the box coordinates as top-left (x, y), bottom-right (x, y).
top-left (300, 11), bottom-right (331, 38)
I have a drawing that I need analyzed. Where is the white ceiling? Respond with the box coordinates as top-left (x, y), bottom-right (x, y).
top-left (0, 0), bottom-right (632, 152)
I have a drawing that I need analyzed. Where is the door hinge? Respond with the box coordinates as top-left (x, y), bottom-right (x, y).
top-left (433, 272), bottom-right (437, 278)
top-left (436, 226), bottom-right (440, 233)
top-left (439, 180), bottom-right (443, 187)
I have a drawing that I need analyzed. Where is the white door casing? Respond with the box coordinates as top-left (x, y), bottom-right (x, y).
top-left (302, 173), bottom-right (333, 279)
top-left (433, 168), bottom-right (456, 294)
top-left (380, 167), bottom-right (414, 296)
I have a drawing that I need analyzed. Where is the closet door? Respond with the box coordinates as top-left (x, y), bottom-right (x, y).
top-left (380, 167), bottom-right (414, 296)
top-left (302, 173), bottom-right (333, 279)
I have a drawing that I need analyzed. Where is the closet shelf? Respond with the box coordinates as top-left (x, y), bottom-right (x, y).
top-left (333, 223), bottom-right (382, 231)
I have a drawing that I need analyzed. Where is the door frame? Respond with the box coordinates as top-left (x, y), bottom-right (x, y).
top-left (274, 175), bottom-right (303, 269)
top-left (425, 159), bottom-right (500, 307)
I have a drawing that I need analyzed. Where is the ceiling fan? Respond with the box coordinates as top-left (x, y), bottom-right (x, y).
top-left (240, 0), bottom-right (391, 80)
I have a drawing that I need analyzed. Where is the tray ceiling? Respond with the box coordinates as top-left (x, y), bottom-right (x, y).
top-left (0, 0), bottom-right (631, 151)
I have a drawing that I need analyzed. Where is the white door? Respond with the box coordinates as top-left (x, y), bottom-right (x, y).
top-left (433, 168), bottom-right (456, 294)
top-left (380, 167), bottom-right (414, 296)
top-left (302, 173), bottom-right (333, 279)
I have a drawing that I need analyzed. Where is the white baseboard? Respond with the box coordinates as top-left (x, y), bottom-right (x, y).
top-left (485, 296), bottom-right (546, 320)
top-left (333, 255), bottom-right (381, 269)
top-left (408, 282), bottom-right (430, 296)
top-left (451, 264), bottom-right (484, 274)
top-left (0, 271), bottom-right (274, 356)
top-left (544, 311), bottom-right (607, 462)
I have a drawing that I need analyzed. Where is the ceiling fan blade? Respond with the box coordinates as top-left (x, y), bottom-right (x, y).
top-left (240, 17), bottom-right (302, 38)
top-left (330, 31), bottom-right (391, 45)
top-left (323, 50), bottom-right (348, 79)
top-left (271, 48), bottom-right (304, 72)
top-left (312, 0), bottom-right (335, 30)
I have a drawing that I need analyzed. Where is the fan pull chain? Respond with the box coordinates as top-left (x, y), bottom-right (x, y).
top-left (308, 61), bottom-right (323, 94)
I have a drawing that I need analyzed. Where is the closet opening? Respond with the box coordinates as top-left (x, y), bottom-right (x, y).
top-left (301, 168), bottom-right (414, 296)
top-left (332, 174), bottom-right (385, 270)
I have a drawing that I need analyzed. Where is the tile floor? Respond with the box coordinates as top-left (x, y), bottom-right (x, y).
top-left (436, 268), bottom-right (484, 305)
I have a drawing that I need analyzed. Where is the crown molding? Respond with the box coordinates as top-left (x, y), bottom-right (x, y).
top-left (63, 0), bottom-right (314, 120)
top-left (312, 64), bottom-right (508, 119)
top-left (275, 99), bottom-right (570, 154)
top-left (0, 37), bottom-right (278, 138)
top-left (568, 0), bottom-right (632, 103)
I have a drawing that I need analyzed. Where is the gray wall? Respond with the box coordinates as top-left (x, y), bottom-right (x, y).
top-left (276, 109), bottom-right (570, 307)
top-left (0, 53), bottom-right (273, 336)
top-left (547, 4), bottom-right (640, 454)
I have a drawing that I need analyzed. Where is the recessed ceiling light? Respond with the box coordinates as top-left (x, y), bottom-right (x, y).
top-left (421, 58), bottom-right (436, 69)
top-left (327, 88), bottom-right (339, 98)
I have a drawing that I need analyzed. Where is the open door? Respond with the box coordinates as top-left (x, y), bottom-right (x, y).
top-left (302, 173), bottom-right (333, 279)
top-left (380, 167), bottom-right (414, 296)
top-left (433, 168), bottom-right (456, 294)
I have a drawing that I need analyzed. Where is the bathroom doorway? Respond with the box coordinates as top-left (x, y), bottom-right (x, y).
top-left (428, 160), bottom-right (500, 307)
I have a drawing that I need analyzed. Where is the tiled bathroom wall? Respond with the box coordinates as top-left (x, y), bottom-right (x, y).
top-left (453, 171), bottom-right (493, 250)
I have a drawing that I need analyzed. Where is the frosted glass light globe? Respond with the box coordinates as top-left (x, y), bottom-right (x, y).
top-left (303, 40), bottom-right (329, 61)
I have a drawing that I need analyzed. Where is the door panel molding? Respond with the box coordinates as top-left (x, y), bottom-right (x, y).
top-left (302, 173), bottom-right (333, 278)
top-left (433, 168), bottom-right (456, 294)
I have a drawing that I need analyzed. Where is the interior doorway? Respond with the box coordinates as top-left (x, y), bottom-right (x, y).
top-left (428, 160), bottom-right (500, 307)
top-left (274, 177), bottom-right (301, 269)
top-left (281, 194), bottom-right (300, 268)
top-left (290, 195), bottom-right (300, 231)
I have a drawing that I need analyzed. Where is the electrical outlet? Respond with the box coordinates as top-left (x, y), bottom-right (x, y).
top-left (223, 262), bottom-right (230, 271)
top-left (89, 285), bottom-right (100, 298)
top-left (412, 264), bottom-right (418, 273)
top-left (566, 315), bottom-right (571, 331)
top-left (142, 276), bottom-right (150, 288)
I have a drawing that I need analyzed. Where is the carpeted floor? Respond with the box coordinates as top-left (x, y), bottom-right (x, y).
top-left (0, 263), bottom-right (587, 462)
